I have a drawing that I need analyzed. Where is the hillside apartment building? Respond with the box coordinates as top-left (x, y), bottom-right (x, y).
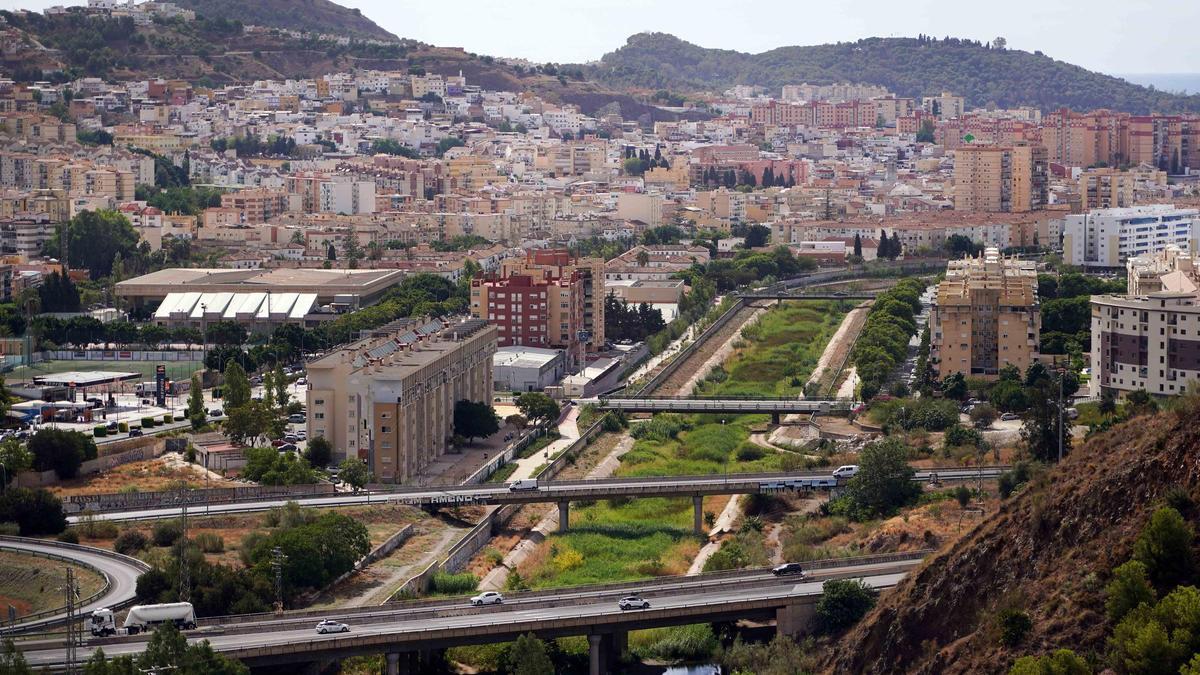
top-left (1063, 205), bottom-right (1200, 269)
top-left (305, 318), bottom-right (496, 482)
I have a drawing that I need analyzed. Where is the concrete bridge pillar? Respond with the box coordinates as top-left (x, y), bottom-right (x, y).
top-left (385, 653), bottom-right (401, 675)
top-left (776, 601), bottom-right (815, 638)
top-left (588, 634), bottom-right (608, 675)
top-left (693, 495), bottom-right (705, 534)
top-left (771, 412), bottom-right (781, 425)
top-left (559, 500), bottom-right (570, 531)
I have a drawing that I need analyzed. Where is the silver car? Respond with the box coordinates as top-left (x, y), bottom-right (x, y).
top-left (618, 596), bottom-right (650, 610)
top-left (315, 619), bottom-right (349, 634)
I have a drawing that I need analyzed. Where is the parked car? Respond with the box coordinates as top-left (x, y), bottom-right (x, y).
top-left (278, 443), bottom-right (298, 453)
top-left (1001, 412), bottom-right (1020, 421)
top-left (128, 428), bottom-right (143, 437)
top-left (315, 619), bottom-right (349, 634)
top-left (271, 439), bottom-right (288, 448)
top-left (772, 562), bottom-right (807, 578)
top-left (296, 378), bottom-right (307, 385)
top-left (208, 409), bottom-right (223, 417)
top-left (471, 591), bottom-right (503, 606)
top-left (618, 596), bottom-right (650, 610)
top-left (106, 422), bottom-right (119, 432)
top-left (832, 465), bottom-right (859, 479)
top-left (288, 414), bottom-right (306, 424)
top-left (284, 434), bottom-right (299, 443)
top-left (295, 430), bottom-right (307, 440)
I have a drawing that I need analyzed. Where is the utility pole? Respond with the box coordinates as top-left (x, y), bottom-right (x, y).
top-left (64, 566), bottom-right (80, 674)
top-left (271, 546), bottom-right (287, 615)
top-left (177, 497), bottom-right (190, 603)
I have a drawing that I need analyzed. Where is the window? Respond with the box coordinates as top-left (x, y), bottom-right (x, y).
top-left (314, 399), bottom-right (325, 405)
top-left (381, 425), bottom-right (392, 433)
top-left (314, 413), bottom-right (325, 419)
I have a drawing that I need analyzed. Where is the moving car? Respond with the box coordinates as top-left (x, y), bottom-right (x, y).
top-left (832, 465), bottom-right (859, 479)
top-left (772, 562), bottom-right (807, 578)
top-left (315, 619), bottom-right (350, 634)
top-left (128, 427), bottom-right (143, 437)
top-left (618, 596), bottom-right (650, 610)
top-left (509, 479), bottom-right (538, 491)
top-left (471, 591), bottom-right (503, 606)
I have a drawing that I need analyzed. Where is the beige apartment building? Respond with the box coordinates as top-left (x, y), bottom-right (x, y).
top-left (931, 248), bottom-right (1041, 379)
top-left (954, 144), bottom-right (1048, 213)
top-left (1079, 168), bottom-right (1136, 211)
top-left (305, 318), bottom-right (496, 482)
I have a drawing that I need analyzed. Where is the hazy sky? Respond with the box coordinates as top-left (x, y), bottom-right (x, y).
top-left (8, 0), bottom-right (1198, 75)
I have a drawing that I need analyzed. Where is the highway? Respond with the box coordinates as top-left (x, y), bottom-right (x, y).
top-left (17, 555), bottom-right (921, 671)
top-left (68, 468), bottom-right (1005, 523)
top-left (0, 537), bottom-right (148, 635)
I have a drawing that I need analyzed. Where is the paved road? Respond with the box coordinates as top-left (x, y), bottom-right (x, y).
top-left (591, 397), bottom-right (856, 414)
top-left (19, 559), bottom-right (915, 667)
top-left (70, 468), bottom-right (1004, 523)
top-left (0, 538), bottom-right (147, 635)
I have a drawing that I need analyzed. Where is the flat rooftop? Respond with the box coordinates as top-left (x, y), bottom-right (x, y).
top-left (494, 346), bottom-right (563, 369)
top-left (32, 371), bottom-right (141, 387)
top-left (116, 268), bottom-right (407, 302)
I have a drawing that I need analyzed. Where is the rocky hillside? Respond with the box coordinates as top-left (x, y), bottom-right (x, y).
top-left (171, 0), bottom-right (397, 40)
top-left (824, 400), bottom-right (1200, 674)
top-left (590, 32), bottom-right (1200, 113)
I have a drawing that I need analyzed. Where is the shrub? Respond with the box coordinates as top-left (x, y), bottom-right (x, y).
top-left (943, 424), bottom-right (983, 450)
top-left (633, 624), bottom-right (719, 662)
top-left (163, 414), bottom-right (174, 424)
top-left (152, 520), bottom-right (184, 547)
top-left (1009, 649), bottom-right (1091, 675)
top-left (57, 529), bottom-right (79, 544)
top-left (430, 572), bottom-right (479, 595)
top-left (954, 486), bottom-right (971, 508)
top-left (734, 442), bottom-right (767, 462)
top-left (997, 609), bottom-right (1032, 647)
top-left (141, 417), bottom-right (156, 428)
top-left (0, 488), bottom-right (67, 535)
top-left (0, 523), bottom-right (18, 536)
top-left (814, 579), bottom-right (877, 633)
top-left (118, 422), bottom-right (129, 433)
top-left (630, 413), bottom-right (689, 442)
top-left (1105, 560), bottom-right (1155, 622)
top-left (1134, 506), bottom-right (1194, 590)
top-left (93, 426), bottom-right (107, 438)
top-left (194, 532), bottom-right (224, 553)
top-left (77, 515), bottom-right (118, 539)
top-left (114, 529), bottom-right (148, 555)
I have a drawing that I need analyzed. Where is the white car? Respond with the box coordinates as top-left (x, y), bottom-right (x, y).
top-left (832, 465), bottom-right (860, 479)
top-left (618, 596), bottom-right (650, 610)
top-left (471, 591), bottom-right (503, 606)
top-left (315, 619), bottom-right (349, 634)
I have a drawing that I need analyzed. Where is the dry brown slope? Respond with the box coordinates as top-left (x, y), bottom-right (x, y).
top-left (825, 403), bottom-right (1200, 674)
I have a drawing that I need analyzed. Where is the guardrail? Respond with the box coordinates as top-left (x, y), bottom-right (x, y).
top-left (190, 549), bottom-right (930, 629)
top-left (0, 536), bottom-right (149, 634)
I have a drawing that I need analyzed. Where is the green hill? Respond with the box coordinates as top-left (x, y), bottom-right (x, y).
top-left (171, 0), bottom-right (398, 41)
top-left (590, 32), bottom-right (1200, 114)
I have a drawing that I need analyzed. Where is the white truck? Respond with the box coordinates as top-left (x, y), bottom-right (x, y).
top-left (90, 602), bottom-right (196, 636)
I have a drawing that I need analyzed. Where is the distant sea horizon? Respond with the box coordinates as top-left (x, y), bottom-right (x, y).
top-left (1115, 73), bottom-right (1200, 95)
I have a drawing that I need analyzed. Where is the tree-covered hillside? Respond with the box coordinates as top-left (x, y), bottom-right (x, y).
top-left (171, 0), bottom-right (398, 41)
top-left (590, 33), bottom-right (1200, 113)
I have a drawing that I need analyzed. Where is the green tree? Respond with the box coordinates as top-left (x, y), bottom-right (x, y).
top-left (137, 624), bottom-right (247, 674)
top-left (1106, 560), bottom-right (1157, 622)
top-left (814, 579), bottom-right (877, 633)
top-left (273, 364), bottom-right (288, 408)
top-left (970, 403), bottom-right (998, 429)
top-left (304, 437), bottom-right (333, 468)
top-left (187, 374), bottom-right (205, 430)
top-left (507, 633), bottom-right (554, 675)
top-left (28, 428), bottom-right (96, 479)
top-left (941, 372), bottom-right (968, 400)
top-left (516, 392), bottom-right (560, 426)
top-left (1021, 377), bottom-right (1071, 462)
top-left (49, 210), bottom-right (140, 279)
top-left (1133, 507), bottom-right (1195, 590)
top-left (0, 487), bottom-right (67, 535)
top-left (998, 609), bottom-right (1033, 647)
top-left (0, 639), bottom-right (32, 675)
top-left (453, 400), bottom-right (500, 444)
top-left (842, 438), bottom-right (920, 520)
top-left (223, 401), bottom-right (271, 446)
top-left (338, 457), bottom-right (372, 491)
top-left (222, 360), bottom-right (251, 410)
top-left (916, 119), bottom-right (935, 143)
top-left (0, 438), bottom-right (32, 490)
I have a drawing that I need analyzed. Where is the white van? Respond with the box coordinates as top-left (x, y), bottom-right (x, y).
top-left (832, 465), bottom-right (860, 479)
top-left (508, 479), bottom-right (539, 491)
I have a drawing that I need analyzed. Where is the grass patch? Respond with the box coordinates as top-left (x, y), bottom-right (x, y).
top-left (516, 431), bottom-right (560, 460)
top-left (486, 463), bottom-right (518, 484)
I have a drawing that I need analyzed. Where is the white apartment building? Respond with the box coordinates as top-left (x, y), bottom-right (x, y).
top-left (319, 180), bottom-right (376, 215)
top-left (1090, 292), bottom-right (1200, 398)
top-left (1064, 205), bottom-right (1200, 269)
